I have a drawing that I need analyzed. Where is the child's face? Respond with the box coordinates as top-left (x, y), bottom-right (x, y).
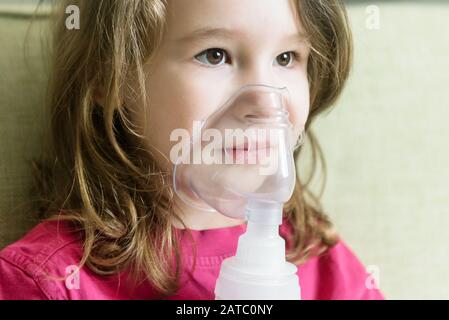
top-left (131, 0), bottom-right (310, 171)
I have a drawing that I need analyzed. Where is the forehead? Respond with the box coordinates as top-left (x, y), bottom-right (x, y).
top-left (164, 0), bottom-right (305, 42)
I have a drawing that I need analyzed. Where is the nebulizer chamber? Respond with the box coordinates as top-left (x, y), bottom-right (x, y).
top-left (173, 84), bottom-right (301, 300)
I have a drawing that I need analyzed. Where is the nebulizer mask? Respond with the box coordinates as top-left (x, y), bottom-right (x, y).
top-left (173, 84), bottom-right (303, 300)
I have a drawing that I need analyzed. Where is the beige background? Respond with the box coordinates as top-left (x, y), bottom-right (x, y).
top-left (0, 2), bottom-right (448, 299)
top-left (313, 3), bottom-right (449, 299)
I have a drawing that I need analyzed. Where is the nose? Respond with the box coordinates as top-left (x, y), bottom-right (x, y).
top-left (227, 57), bottom-right (292, 123)
top-left (227, 85), bottom-right (290, 125)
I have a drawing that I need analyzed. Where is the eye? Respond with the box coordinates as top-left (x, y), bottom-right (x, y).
top-left (274, 51), bottom-right (297, 67)
top-left (195, 48), bottom-right (230, 66)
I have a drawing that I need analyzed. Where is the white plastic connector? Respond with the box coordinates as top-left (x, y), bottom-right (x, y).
top-left (214, 199), bottom-right (301, 300)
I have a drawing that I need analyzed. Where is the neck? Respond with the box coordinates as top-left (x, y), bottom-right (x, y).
top-left (171, 196), bottom-right (246, 230)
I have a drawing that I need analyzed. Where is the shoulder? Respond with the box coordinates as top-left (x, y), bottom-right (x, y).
top-left (0, 219), bottom-right (83, 299)
top-left (300, 240), bottom-right (385, 300)
top-left (280, 216), bottom-right (384, 300)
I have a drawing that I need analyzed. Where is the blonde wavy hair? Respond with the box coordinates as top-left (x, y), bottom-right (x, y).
top-left (31, 0), bottom-right (352, 296)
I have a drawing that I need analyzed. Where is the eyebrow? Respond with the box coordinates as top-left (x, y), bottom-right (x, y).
top-left (175, 27), bottom-right (240, 44)
top-left (175, 27), bottom-right (309, 45)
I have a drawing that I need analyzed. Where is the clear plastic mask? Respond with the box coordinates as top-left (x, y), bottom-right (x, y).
top-left (172, 84), bottom-right (302, 220)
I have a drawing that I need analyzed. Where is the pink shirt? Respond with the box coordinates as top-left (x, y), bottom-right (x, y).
top-left (0, 219), bottom-right (384, 300)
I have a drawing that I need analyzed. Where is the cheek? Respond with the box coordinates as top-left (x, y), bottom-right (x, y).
top-left (286, 73), bottom-right (310, 136)
top-left (141, 65), bottom-right (220, 167)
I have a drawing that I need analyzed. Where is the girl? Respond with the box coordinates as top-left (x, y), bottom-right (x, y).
top-left (0, 0), bottom-right (384, 299)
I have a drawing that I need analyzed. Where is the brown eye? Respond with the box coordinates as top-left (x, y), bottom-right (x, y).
top-left (195, 48), bottom-right (229, 66)
top-left (275, 52), bottom-right (295, 67)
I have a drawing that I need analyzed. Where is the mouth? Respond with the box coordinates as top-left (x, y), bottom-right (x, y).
top-left (222, 140), bottom-right (275, 163)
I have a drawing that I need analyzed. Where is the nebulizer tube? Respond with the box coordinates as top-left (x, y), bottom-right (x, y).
top-left (173, 84), bottom-right (302, 300)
